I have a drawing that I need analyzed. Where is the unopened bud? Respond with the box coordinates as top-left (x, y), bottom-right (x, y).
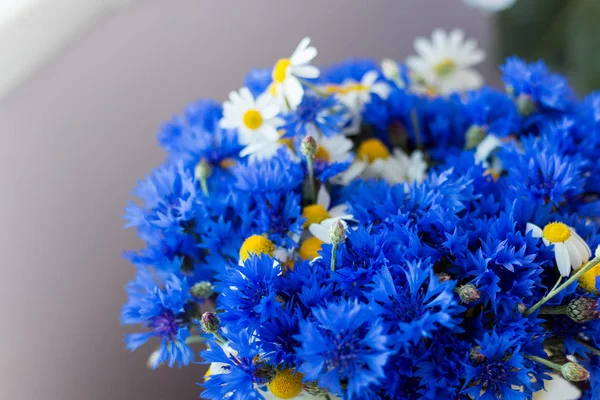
top-left (464, 125), bottom-right (487, 150)
top-left (518, 303), bottom-right (527, 314)
top-left (190, 281), bottom-right (214, 300)
top-left (436, 272), bottom-right (452, 283)
top-left (328, 219), bottom-right (347, 246)
top-left (561, 362), bottom-right (590, 382)
top-left (195, 159), bottom-right (212, 181)
top-left (516, 94), bottom-right (536, 117)
top-left (566, 297), bottom-right (600, 323)
top-left (301, 136), bottom-right (317, 158)
top-left (457, 284), bottom-right (480, 304)
top-left (470, 346), bottom-right (486, 363)
top-left (200, 312), bottom-right (220, 333)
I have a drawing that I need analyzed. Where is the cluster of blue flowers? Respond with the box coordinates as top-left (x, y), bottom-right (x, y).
top-left (121, 34), bottom-right (600, 399)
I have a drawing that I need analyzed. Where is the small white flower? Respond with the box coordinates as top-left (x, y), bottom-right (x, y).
top-left (269, 37), bottom-right (320, 111)
top-left (381, 58), bottom-right (405, 88)
top-left (406, 29), bottom-right (485, 95)
top-left (527, 222), bottom-right (592, 277)
top-left (338, 138), bottom-right (427, 185)
top-left (220, 87), bottom-right (284, 161)
top-left (464, 0), bottom-right (516, 12)
top-left (313, 134), bottom-right (354, 164)
top-left (306, 186), bottom-right (353, 244)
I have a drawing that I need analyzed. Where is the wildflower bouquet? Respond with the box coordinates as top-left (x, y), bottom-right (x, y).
top-left (122, 30), bottom-right (600, 399)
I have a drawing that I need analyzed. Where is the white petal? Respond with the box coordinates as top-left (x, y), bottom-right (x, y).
top-left (565, 241), bottom-right (583, 270)
top-left (526, 223), bottom-right (543, 239)
top-left (292, 65), bottom-right (320, 79)
top-left (554, 242), bottom-right (572, 277)
top-left (570, 232), bottom-right (592, 266)
top-left (328, 204), bottom-right (348, 218)
top-left (308, 223), bottom-right (331, 244)
top-left (283, 77), bottom-right (304, 109)
top-left (259, 124), bottom-right (281, 141)
top-left (316, 186), bottom-right (331, 209)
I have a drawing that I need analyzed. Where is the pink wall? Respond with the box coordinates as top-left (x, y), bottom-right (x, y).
top-left (0, 1), bottom-right (493, 399)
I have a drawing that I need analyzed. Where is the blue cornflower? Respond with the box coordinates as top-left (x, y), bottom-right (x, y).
top-left (294, 299), bottom-right (391, 399)
top-left (281, 92), bottom-right (348, 137)
top-left (121, 269), bottom-right (194, 368)
top-left (318, 58), bottom-right (379, 85)
top-left (200, 332), bottom-right (270, 400)
top-left (244, 68), bottom-right (272, 97)
top-left (158, 99), bottom-right (241, 167)
top-left (216, 255), bottom-right (282, 333)
top-left (462, 87), bottom-right (520, 138)
top-left (368, 262), bottom-right (463, 346)
top-left (232, 149), bottom-right (303, 193)
top-left (255, 191), bottom-right (304, 248)
top-left (463, 331), bottom-right (534, 400)
top-left (124, 161), bottom-right (198, 233)
top-left (501, 137), bottom-right (585, 207)
top-left (501, 56), bottom-right (575, 113)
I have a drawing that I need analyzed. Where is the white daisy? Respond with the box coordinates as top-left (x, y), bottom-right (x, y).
top-left (527, 222), bottom-right (592, 277)
top-left (269, 37), bottom-right (320, 111)
top-left (313, 134), bottom-right (354, 165)
top-left (220, 87), bottom-right (284, 161)
top-left (464, 0), bottom-right (516, 12)
top-left (338, 138), bottom-right (427, 185)
top-left (260, 368), bottom-right (341, 399)
top-left (406, 29), bottom-right (485, 95)
top-left (306, 186), bottom-right (353, 244)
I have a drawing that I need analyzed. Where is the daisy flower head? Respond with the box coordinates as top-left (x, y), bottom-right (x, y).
top-left (527, 221), bottom-right (592, 277)
top-left (270, 37), bottom-right (320, 111)
top-left (220, 87), bottom-right (284, 161)
top-left (305, 186), bottom-right (353, 244)
top-left (338, 138), bottom-right (427, 185)
top-left (406, 29), bottom-right (485, 95)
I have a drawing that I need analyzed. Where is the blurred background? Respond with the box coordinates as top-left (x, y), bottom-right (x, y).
top-left (0, 0), bottom-right (591, 399)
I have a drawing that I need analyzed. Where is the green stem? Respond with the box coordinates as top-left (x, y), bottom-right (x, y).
top-left (299, 78), bottom-right (328, 97)
top-left (410, 108), bottom-right (423, 150)
top-left (539, 305), bottom-right (568, 315)
top-left (185, 335), bottom-right (205, 345)
top-left (576, 340), bottom-right (600, 357)
top-left (331, 243), bottom-right (338, 272)
top-left (306, 157), bottom-right (316, 204)
top-left (212, 330), bottom-right (227, 345)
top-left (526, 354), bottom-right (562, 373)
top-left (325, 395), bottom-right (333, 400)
top-left (200, 179), bottom-right (209, 197)
top-left (525, 254), bottom-right (600, 316)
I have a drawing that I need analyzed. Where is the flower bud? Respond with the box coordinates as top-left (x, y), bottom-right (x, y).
top-left (470, 346), bottom-right (486, 364)
top-left (195, 159), bottom-right (212, 181)
top-left (464, 125), bottom-right (487, 150)
top-left (518, 303), bottom-right (527, 314)
top-left (328, 219), bottom-right (347, 246)
top-left (561, 362), bottom-right (590, 382)
top-left (301, 136), bottom-right (317, 159)
top-left (516, 94), bottom-right (536, 117)
top-left (457, 284), bottom-right (480, 304)
top-left (566, 297), bottom-right (600, 323)
top-left (200, 312), bottom-right (221, 333)
top-left (190, 281), bottom-right (214, 300)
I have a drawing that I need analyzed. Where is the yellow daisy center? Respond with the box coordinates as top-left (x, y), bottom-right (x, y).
top-left (242, 109), bottom-right (263, 130)
top-left (542, 222), bottom-right (571, 243)
top-left (268, 369), bottom-right (304, 399)
top-left (578, 263), bottom-right (600, 294)
top-left (484, 168), bottom-right (500, 182)
top-left (356, 138), bottom-right (390, 163)
top-left (281, 260), bottom-right (295, 274)
top-left (299, 237), bottom-right (324, 260)
top-left (314, 145), bottom-right (330, 162)
top-left (273, 58), bottom-right (291, 83)
top-left (434, 58), bottom-right (457, 77)
top-left (239, 235), bottom-right (275, 262)
top-left (219, 158), bottom-right (236, 169)
top-left (302, 204), bottom-right (330, 227)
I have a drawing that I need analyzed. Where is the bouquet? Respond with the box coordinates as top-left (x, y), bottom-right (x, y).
top-left (121, 30), bottom-right (600, 399)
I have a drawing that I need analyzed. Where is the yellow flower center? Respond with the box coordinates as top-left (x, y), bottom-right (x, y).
top-left (268, 369), bottom-right (304, 399)
top-left (219, 158), bottom-right (236, 169)
top-left (542, 222), bottom-right (571, 243)
top-left (299, 237), bottom-right (324, 260)
top-left (273, 58), bottom-right (291, 83)
top-left (279, 137), bottom-right (295, 151)
top-left (314, 145), bottom-right (330, 162)
top-left (242, 109), bottom-right (263, 130)
top-left (239, 235), bottom-right (275, 262)
top-left (302, 204), bottom-right (330, 227)
top-left (484, 168), bottom-right (500, 182)
top-left (434, 58), bottom-right (457, 77)
top-left (356, 138), bottom-right (390, 163)
top-left (281, 260), bottom-right (295, 274)
top-left (578, 263), bottom-right (600, 294)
